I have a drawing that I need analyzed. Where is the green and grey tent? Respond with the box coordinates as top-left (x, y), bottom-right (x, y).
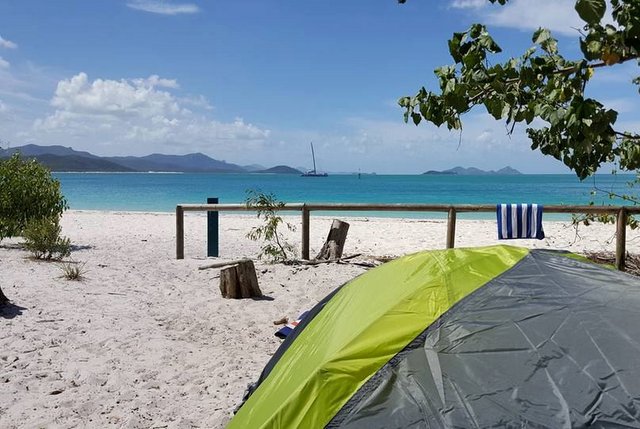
top-left (227, 245), bottom-right (640, 428)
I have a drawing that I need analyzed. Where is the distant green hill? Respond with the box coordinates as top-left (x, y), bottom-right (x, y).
top-left (105, 152), bottom-right (246, 173)
top-left (0, 144), bottom-right (301, 173)
top-left (0, 144), bottom-right (99, 159)
top-left (29, 154), bottom-right (135, 172)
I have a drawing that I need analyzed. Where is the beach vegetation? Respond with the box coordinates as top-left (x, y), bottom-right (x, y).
top-left (22, 217), bottom-right (72, 261)
top-left (245, 189), bottom-right (297, 263)
top-left (398, 0), bottom-right (639, 181)
top-left (59, 261), bottom-right (87, 281)
top-left (399, 0), bottom-right (640, 230)
top-left (0, 153), bottom-right (68, 240)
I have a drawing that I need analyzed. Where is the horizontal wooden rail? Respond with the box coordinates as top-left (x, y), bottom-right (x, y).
top-left (179, 203), bottom-right (306, 212)
top-left (178, 203), bottom-right (640, 214)
top-left (176, 203), bottom-right (640, 269)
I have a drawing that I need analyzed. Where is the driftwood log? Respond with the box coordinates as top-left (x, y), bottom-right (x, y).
top-left (199, 259), bottom-right (255, 271)
top-left (316, 219), bottom-right (350, 260)
top-left (219, 259), bottom-right (262, 299)
top-left (298, 253), bottom-right (361, 266)
top-left (0, 286), bottom-right (8, 306)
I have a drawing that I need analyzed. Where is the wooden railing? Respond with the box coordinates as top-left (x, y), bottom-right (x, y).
top-left (176, 203), bottom-right (640, 270)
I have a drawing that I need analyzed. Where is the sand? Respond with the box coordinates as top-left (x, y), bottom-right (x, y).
top-left (1, 210), bottom-right (638, 428)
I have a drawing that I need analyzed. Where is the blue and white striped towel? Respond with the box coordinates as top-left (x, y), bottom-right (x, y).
top-left (275, 311), bottom-right (309, 339)
top-left (497, 204), bottom-right (545, 240)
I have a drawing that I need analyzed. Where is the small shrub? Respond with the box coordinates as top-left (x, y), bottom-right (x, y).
top-left (59, 261), bottom-right (87, 281)
top-left (0, 153), bottom-right (68, 241)
top-left (245, 189), bottom-right (296, 263)
top-left (22, 217), bottom-right (71, 260)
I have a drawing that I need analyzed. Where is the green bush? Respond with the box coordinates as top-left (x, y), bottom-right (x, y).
top-left (22, 217), bottom-right (71, 260)
top-left (245, 189), bottom-right (296, 263)
top-left (0, 153), bottom-right (68, 240)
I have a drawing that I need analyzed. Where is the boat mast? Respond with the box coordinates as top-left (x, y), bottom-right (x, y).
top-left (310, 142), bottom-right (317, 174)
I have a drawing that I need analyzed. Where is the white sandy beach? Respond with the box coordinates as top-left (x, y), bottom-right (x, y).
top-left (2, 210), bottom-right (639, 428)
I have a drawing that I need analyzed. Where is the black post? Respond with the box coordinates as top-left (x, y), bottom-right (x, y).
top-left (207, 197), bottom-right (219, 257)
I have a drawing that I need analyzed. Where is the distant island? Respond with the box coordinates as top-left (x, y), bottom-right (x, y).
top-left (423, 166), bottom-right (522, 175)
top-left (0, 144), bottom-right (303, 174)
top-left (257, 165), bottom-right (302, 174)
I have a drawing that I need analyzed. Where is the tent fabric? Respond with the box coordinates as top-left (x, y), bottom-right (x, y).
top-left (228, 245), bottom-right (640, 428)
top-left (228, 245), bottom-right (529, 428)
top-left (327, 249), bottom-right (640, 428)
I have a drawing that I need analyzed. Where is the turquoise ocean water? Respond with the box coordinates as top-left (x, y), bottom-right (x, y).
top-left (53, 172), bottom-right (639, 219)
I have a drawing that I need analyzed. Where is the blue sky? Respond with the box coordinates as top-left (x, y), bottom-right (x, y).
top-left (0, 0), bottom-right (637, 173)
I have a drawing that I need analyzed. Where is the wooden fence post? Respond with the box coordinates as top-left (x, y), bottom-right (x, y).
top-left (207, 197), bottom-right (219, 257)
top-left (616, 207), bottom-right (627, 271)
top-left (446, 207), bottom-right (456, 249)
top-left (173, 203), bottom-right (639, 261)
top-left (302, 205), bottom-right (310, 260)
top-left (176, 205), bottom-right (184, 260)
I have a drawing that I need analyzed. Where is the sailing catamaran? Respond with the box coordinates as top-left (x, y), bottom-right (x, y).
top-left (301, 142), bottom-right (328, 177)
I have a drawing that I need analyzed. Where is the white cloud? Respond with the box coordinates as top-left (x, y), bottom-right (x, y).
top-left (126, 0), bottom-right (200, 15)
top-left (344, 113), bottom-right (529, 154)
top-left (0, 100), bottom-right (7, 113)
top-left (179, 94), bottom-right (214, 111)
top-left (487, 0), bottom-right (583, 36)
top-left (31, 73), bottom-right (269, 155)
top-left (0, 35), bottom-right (17, 49)
top-left (0, 57), bottom-right (9, 69)
top-left (49, 72), bottom-right (181, 117)
top-left (132, 74), bottom-right (179, 89)
top-left (451, 0), bottom-right (486, 9)
top-left (449, 0), bottom-right (588, 36)
top-left (51, 73), bottom-right (179, 117)
top-left (266, 112), bottom-right (565, 175)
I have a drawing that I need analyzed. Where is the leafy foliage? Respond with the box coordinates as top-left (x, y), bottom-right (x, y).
top-left (0, 153), bottom-right (68, 240)
top-left (22, 217), bottom-right (71, 260)
top-left (245, 189), bottom-right (297, 263)
top-left (573, 170), bottom-right (640, 228)
top-left (398, 0), bottom-right (640, 180)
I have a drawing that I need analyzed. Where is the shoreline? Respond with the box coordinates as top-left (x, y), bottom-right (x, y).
top-left (63, 209), bottom-right (631, 253)
top-left (65, 207), bottom-right (583, 222)
top-left (2, 211), bottom-right (639, 428)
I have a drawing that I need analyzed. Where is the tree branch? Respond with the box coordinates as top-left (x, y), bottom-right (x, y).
top-left (615, 131), bottom-right (640, 140)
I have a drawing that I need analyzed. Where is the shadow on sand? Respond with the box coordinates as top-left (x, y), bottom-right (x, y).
top-left (0, 243), bottom-right (23, 251)
top-left (0, 302), bottom-right (27, 319)
top-left (70, 244), bottom-right (93, 252)
top-left (252, 295), bottom-right (275, 301)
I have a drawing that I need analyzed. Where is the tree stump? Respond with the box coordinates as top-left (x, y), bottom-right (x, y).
top-left (0, 286), bottom-right (8, 306)
top-left (219, 259), bottom-right (262, 299)
top-left (316, 219), bottom-right (350, 260)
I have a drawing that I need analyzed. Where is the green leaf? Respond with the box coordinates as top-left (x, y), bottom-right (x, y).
top-left (575, 0), bottom-right (606, 25)
top-left (478, 33), bottom-right (502, 53)
top-left (448, 32), bottom-right (464, 62)
top-left (532, 28), bottom-right (551, 45)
